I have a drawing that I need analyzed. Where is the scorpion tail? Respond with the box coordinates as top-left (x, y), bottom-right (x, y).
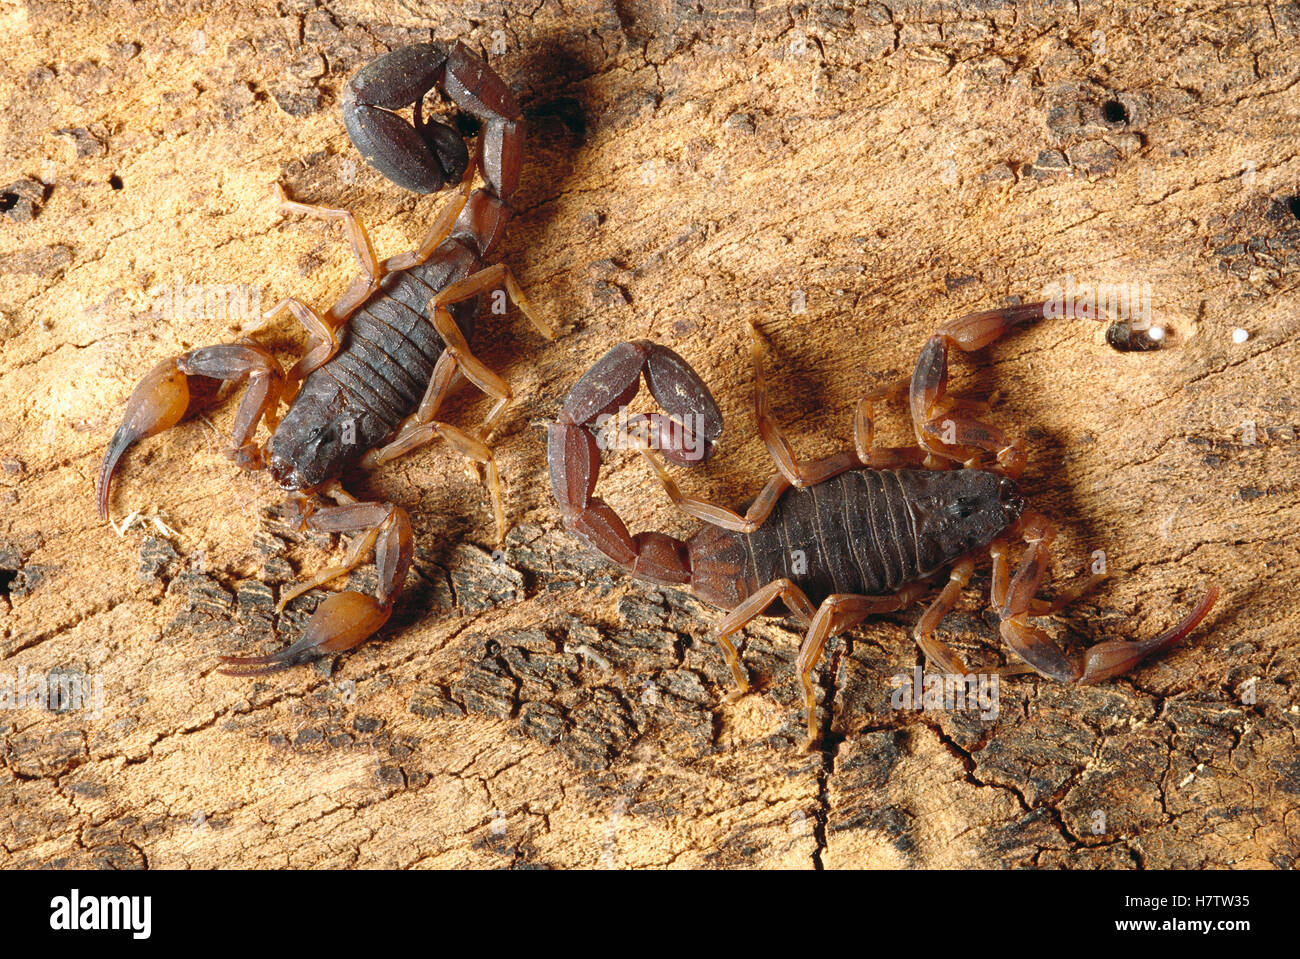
top-left (216, 591), bottom-right (392, 677)
top-left (548, 341), bottom-right (723, 587)
top-left (97, 358), bottom-right (192, 519)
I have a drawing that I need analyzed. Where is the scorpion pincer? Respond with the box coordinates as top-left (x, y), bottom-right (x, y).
top-left (97, 42), bottom-right (554, 675)
top-left (548, 302), bottom-right (1219, 749)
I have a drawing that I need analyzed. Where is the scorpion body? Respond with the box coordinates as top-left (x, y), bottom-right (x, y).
top-left (549, 304), bottom-right (1218, 749)
top-left (98, 42), bottom-right (552, 675)
top-left (267, 215), bottom-right (485, 491)
top-left (688, 467), bottom-right (1020, 610)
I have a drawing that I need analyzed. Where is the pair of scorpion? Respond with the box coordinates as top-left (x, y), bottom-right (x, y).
top-left (100, 42), bottom-right (1217, 747)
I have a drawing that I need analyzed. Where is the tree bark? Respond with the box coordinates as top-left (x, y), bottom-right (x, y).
top-left (0, 0), bottom-right (1296, 868)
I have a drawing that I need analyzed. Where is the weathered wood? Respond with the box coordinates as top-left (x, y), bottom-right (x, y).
top-left (1, 0), bottom-right (1297, 868)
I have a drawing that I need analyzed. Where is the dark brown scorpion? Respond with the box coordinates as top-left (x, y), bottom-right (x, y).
top-left (548, 303), bottom-right (1219, 749)
top-left (97, 42), bottom-right (552, 675)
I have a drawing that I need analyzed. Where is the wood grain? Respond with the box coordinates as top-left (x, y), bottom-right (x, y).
top-left (1, 0), bottom-right (1296, 868)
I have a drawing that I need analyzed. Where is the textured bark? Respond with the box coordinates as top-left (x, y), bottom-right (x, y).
top-left (1, 0), bottom-right (1297, 869)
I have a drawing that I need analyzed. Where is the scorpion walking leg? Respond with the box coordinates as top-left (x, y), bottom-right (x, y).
top-left (706, 578), bottom-right (819, 694)
top-left (277, 185), bottom-right (383, 282)
top-left (259, 296), bottom-right (340, 392)
top-left (648, 327), bottom-right (937, 534)
top-left (97, 344), bottom-right (284, 518)
top-left (749, 324), bottom-right (864, 488)
top-left (796, 585), bottom-right (930, 750)
top-left (218, 500), bottom-right (413, 676)
top-left (366, 265), bottom-right (552, 464)
top-left (909, 301), bottom-right (1107, 473)
top-left (995, 510), bottom-right (1219, 683)
top-left (367, 415), bottom-right (506, 543)
top-left (427, 304), bottom-right (518, 433)
top-left (274, 185), bottom-right (387, 388)
top-left (909, 305), bottom-right (1039, 474)
top-left (911, 558), bottom-right (977, 675)
top-left (853, 380), bottom-right (944, 469)
top-left (436, 263), bottom-right (553, 341)
top-left (381, 166), bottom-right (477, 273)
top-left (635, 327), bottom-right (867, 533)
top-left (990, 535), bottom-right (1103, 617)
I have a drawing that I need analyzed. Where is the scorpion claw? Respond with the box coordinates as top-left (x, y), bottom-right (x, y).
top-left (1076, 585), bottom-right (1220, 684)
top-left (97, 359), bottom-right (192, 519)
top-left (217, 591), bottom-right (392, 677)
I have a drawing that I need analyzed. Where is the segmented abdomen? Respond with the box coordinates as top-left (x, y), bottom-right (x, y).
top-left (299, 239), bottom-right (480, 440)
top-left (741, 469), bottom-right (967, 607)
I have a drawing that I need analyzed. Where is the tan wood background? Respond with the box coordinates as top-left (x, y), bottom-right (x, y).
top-left (1, 0), bottom-right (1297, 868)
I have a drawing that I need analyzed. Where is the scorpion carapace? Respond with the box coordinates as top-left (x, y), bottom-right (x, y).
top-left (97, 41), bottom-right (554, 676)
top-left (548, 302), bottom-right (1219, 749)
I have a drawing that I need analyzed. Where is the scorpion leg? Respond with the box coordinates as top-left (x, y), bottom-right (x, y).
top-left (706, 578), bottom-right (819, 695)
top-left (991, 535), bottom-right (1103, 617)
top-left (633, 326), bottom-right (868, 534)
top-left (218, 499), bottom-right (413, 676)
top-left (909, 301), bottom-right (1105, 474)
top-left (273, 185), bottom-right (387, 390)
top-left (795, 585), bottom-right (931, 750)
top-left (994, 510), bottom-right (1219, 683)
top-left (427, 303), bottom-right (516, 433)
top-left (365, 414), bottom-right (506, 544)
top-left (380, 165), bottom-right (477, 272)
top-left (911, 558), bottom-right (978, 675)
top-left (97, 344), bottom-right (284, 519)
top-left (258, 296), bottom-right (340, 393)
top-left (749, 324), bottom-right (864, 488)
top-left (276, 184), bottom-right (382, 281)
top-left (368, 265), bottom-right (551, 463)
top-left (853, 380), bottom-right (944, 469)
top-left (436, 262), bottom-right (553, 341)
top-left (644, 326), bottom-right (932, 534)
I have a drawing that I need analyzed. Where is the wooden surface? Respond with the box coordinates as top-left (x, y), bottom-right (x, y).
top-left (1, 0), bottom-right (1298, 868)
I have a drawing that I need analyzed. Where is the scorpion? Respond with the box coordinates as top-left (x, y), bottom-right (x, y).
top-left (548, 302), bottom-right (1219, 749)
top-left (97, 41), bottom-right (552, 675)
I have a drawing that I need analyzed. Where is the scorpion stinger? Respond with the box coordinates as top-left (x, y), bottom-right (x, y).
top-left (548, 303), bottom-right (1219, 750)
top-left (98, 42), bottom-right (553, 676)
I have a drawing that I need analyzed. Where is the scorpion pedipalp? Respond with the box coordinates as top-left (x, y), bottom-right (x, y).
top-left (97, 358), bottom-right (193, 520)
top-left (217, 591), bottom-right (393, 677)
top-left (217, 501), bottom-right (412, 676)
top-left (97, 344), bottom-right (284, 519)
